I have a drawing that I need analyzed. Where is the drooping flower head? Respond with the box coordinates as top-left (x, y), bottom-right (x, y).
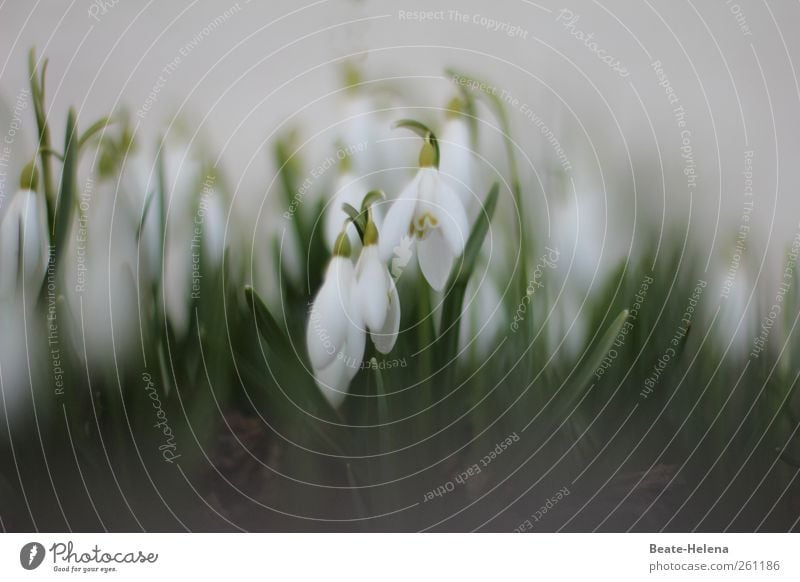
top-left (379, 120), bottom-right (469, 291)
top-left (0, 161), bottom-right (49, 301)
top-left (306, 229), bottom-right (364, 408)
top-left (354, 206), bottom-right (400, 355)
top-left (308, 194), bottom-right (402, 407)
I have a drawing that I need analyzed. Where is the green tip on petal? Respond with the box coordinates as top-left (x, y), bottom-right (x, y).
top-left (333, 230), bottom-right (352, 257)
top-left (419, 142), bottom-right (437, 168)
top-left (393, 119), bottom-right (440, 168)
top-left (363, 214), bottom-right (379, 246)
top-left (19, 160), bottom-right (39, 191)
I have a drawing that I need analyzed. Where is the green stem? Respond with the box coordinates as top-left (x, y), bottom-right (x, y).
top-left (28, 49), bottom-right (56, 229)
top-left (446, 69), bottom-right (529, 315)
top-left (418, 282), bottom-right (434, 380)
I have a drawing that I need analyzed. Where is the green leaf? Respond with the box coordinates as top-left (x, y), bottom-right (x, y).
top-left (341, 202), bottom-right (365, 239)
top-left (36, 147), bottom-right (64, 161)
top-left (243, 286), bottom-right (345, 423)
top-left (244, 285), bottom-right (291, 356)
top-left (437, 182), bottom-right (500, 374)
top-left (454, 183), bottom-right (499, 288)
top-left (360, 189), bottom-right (385, 212)
top-left (570, 308), bottom-right (630, 392)
top-left (78, 116), bottom-right (114, 150)
top-left (779, 449), bottom-right (800, 468)
top-left (53, 109), bottom-right (78, 265)
top-left (156, 139), bottom-right (168, 291)
top-left (136, 188), bottom-right (157, 241)
top-left (29, 48), bottom-right (56, 228)
top-left (274, 135), bottom-right (310, 260)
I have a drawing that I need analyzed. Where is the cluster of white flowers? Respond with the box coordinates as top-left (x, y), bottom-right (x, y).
top-left (0, 129), bottom-right (229, 416)
top-left (306, 118), bottom-right (475, 407)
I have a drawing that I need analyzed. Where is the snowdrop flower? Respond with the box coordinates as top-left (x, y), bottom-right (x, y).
top-left (0, 162), bottom-right (49, 301)
top-left (354, 214), bottom-right (400, 354)
top-left (306, 232), bottom-right (365, 408)
top-left (379, 122), bottom-right (469, 292)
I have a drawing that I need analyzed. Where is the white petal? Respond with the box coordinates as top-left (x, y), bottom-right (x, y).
top-left (306, 257), bottom-right (353, 370)
top-left (434, 178), bottom-right (469, 256)
top-left (418, 229), bottom-right (456, 292)
top-left (342, 291), bottom-right (366, 379)
top-left (314, 356), bottom-right (350, 409)
top-left (314, 289), bottom-right (366, 408)
top-left (356, 245), bottom-right (389, 330)
top-left (372, 273), bottom-right (400, 354)
top-left (379, 173), bottom-right (420, 262)
top-left (417, 167), bottom-right (439, 201)
top-left (0, 190), bottom-right (49, 300)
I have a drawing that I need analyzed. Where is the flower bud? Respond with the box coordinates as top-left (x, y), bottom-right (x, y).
top-left (333, 230), bottom-right (352, 258)
top-left (19, 160), bottom-right (39, 191)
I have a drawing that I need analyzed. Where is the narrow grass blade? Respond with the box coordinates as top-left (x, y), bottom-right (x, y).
top-left (570, 308), bottom-right (629, 392)
top-left (244, 285), bottom-right (291, 356)
top-left (438, 182), bottom-right (500, 371)
top-left (53, 109), bottom-right (78, 265)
